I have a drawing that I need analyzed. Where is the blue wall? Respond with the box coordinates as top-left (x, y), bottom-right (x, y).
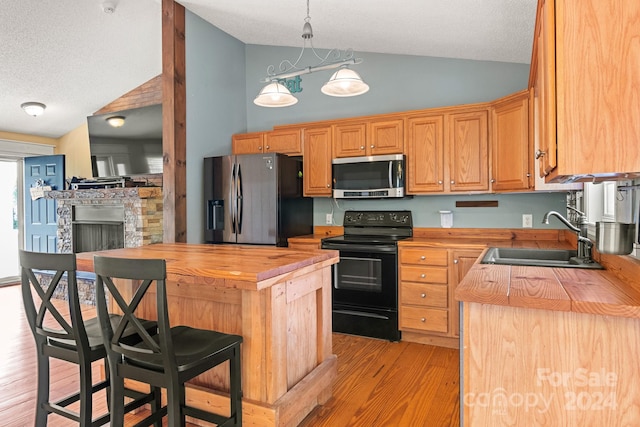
top-left (244, 45), bottom-right (530, 132)
top-left (185, 11), bottom-right (247, 243)
top-left (184, 17), bottom-right (568, 242)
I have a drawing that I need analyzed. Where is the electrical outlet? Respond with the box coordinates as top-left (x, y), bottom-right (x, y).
top-left (522, 214), bottom-right (533, 228)
top-left (326, 213), bottom-right (333, 224)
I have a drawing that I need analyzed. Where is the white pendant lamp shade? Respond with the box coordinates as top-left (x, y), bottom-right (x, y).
top-left (254, 82), bottom-right (298, 107)
top-left (321, 67), bottom-right (370, 97)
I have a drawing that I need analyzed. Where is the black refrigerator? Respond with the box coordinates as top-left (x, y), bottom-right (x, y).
top-left (204, 153), bottom-right (313, 246)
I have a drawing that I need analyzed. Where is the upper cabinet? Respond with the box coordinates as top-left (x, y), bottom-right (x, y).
top-left (333, 117), bottom-right (404, 158)
top-left (232, 128), bottom-right (302, 156)
top-left (406, 114), bottom-right (445, 193)
top-left (405, 106), bottom-right (489, 194)
top-left (231, 132), bottom-right (264, 155)
top-left (368, 118), bottom-right (404, 155)
top-left (448, 109), bottom-right (489, 192)
top-left (529, 0), bottom-right (640, 182)
top-left (490, 90), bottom-right (532, 192)
top-left (332, 122), bottom-right (367, 158)
top-left (302, 126), bottom-right (333, 197)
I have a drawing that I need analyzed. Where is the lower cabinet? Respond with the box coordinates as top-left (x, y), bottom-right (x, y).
top-left (398, 244), bottom-right (483, 348)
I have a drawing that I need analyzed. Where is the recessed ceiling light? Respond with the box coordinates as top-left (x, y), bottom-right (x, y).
top-left (106, 116), bottom-right (126, 128)
top-left (21, 102), bottom-right (46, 117)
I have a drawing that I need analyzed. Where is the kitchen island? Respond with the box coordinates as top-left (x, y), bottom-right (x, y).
top-left (76, 243), bottom-right (339, 427)
top-left (456, 252), bottom-right (640, 426)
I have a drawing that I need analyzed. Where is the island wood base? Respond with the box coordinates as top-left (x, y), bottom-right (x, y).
top-left (78, 243), bottom-right (339, 427)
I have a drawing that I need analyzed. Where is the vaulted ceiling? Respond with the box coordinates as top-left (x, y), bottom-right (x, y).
top-left (1, 0), bottom-right (536, 139)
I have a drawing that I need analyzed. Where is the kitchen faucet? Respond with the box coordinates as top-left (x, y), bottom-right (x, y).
top-left (542, 208), bottom-right (594, 262)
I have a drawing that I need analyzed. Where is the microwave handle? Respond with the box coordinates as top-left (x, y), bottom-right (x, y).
top-left (388, 161), bottom-right (393, 188)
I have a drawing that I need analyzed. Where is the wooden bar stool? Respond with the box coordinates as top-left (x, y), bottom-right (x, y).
top-left (94, 255), bottom-right (243, 427)
top-left (19, 250), bottom-right (161, 427)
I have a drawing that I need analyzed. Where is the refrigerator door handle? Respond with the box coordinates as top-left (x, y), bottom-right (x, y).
top-left (230, 162), bottom-right (236, 234)
top-left (237, 163), bottom-right (243, 234)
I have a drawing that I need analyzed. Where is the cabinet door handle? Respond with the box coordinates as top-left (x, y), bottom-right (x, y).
top-left (438, 180), bottom-right (443, 185)
top-left (420, 255), bottom-right (426, 260)
top-left (326, 184), bottom-right (330, 188)
top-left (420, 317), bottom-right (426, 322)
top-left (420, 273), bottom-right (426, 278)
top-left (258, 146), bottom-right (262, 150)
top-left (370, 145), bottom-right (375, 149)
top-left (490, 179), bottom-right (495, 183)
top-left (420, 293), bottom-right (426, 298)
top-left (535, 149), bottom-right (546, 159)
top-left (265, 145), bottom-right (270, 150)
top-left (450, 180), bottom-right (455, 185)
top-left (454, 259), bottom-right (459, 264)
top-left (360, 146), bottom-right (365, 150)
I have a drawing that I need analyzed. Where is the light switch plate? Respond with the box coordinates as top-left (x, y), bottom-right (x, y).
top-left (326, 213), bottom-right (333, 224)
top-left (522, 214), bottom-right (533, 228)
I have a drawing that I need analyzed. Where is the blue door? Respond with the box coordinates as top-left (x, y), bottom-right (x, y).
top-left (24, 155), bottom-right (65, 253)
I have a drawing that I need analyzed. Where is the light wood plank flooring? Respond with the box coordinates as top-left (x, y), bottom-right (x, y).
top-left (0, 283), bottom-right (460, 426)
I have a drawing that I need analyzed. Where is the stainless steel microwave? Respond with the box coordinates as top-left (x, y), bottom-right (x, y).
top-left (332, 154), bottom-right (406, 199)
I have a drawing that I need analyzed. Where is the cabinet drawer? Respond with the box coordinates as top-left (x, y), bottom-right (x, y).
top-left (400, 248), bottom-right (448, 266)
top-left (400, 306), bottom-right (448, 333)
top-left (401, 283), bottom-right (447, 308)
top-left (400, 266), bottom-right (447, 284)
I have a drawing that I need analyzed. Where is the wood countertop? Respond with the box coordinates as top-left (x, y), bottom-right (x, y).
top-left (290, 227), bottom-right (640, 319)
top-left (76, 243), bottom-right (339, 291)
top-left (456, 247), bottom-right (640, 319)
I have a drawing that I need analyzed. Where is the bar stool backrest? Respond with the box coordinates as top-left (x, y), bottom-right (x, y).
top-left (94, 256), bottom-right (176, 371)
top-left (20, 251), bottom-right (90, 356)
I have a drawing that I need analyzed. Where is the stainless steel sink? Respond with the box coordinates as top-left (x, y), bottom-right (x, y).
top-left (480, 247), bottom-right (603, 269)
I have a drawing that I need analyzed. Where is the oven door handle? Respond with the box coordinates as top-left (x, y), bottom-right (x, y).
top-left (321, 243), bottom-right (397, 253)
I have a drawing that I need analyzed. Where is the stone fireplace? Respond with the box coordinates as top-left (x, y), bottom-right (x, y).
top-left (46, 187), bottom-right (163, 253)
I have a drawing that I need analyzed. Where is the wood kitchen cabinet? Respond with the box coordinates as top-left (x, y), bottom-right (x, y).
top-left (264, 128), bottom-right (303, 155)
top-left (405, 106), bottom-right (489, 194)
top-left (232, 131), bottom-right (265, 155)
top-left (490, 90), bottom-right (532, 192)
top-left (302, 126), bottom-right (333, 197)
top-left (450, 248), bottom-right (483, 337)
top-left (232, 129), bottom-right (302, 156)
top-left (448, 109), bottom-right (489, 192)
top-left (398, 243), bottom-right (483, 348)
top-left (405, 114), bottom-right (445, 193)
top-left (332, 117), bottom-right (404, 158)
top-left (529, 0), bottom-right (640, 182)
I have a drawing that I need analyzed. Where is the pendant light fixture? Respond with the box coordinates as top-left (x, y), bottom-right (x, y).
top-left (254, 0), bottom-right (369, 107)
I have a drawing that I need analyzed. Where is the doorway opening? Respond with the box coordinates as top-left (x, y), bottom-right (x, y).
top-left (0, 160), bottom-right (18, 284)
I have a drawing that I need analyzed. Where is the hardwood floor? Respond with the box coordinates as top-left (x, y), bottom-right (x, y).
top-left (0, 283), bottom-right (460, 426)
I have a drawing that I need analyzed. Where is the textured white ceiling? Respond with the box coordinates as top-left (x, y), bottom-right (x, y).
top-left (0, 0), bottom-right (537, 139)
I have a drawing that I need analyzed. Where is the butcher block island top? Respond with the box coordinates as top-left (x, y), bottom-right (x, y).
top-left (76, 242), bottom-right (338, 289)
top-left (76, 243), bottom-right (339, 427)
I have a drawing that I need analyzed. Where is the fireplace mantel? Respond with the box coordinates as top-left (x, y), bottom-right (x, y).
top-left (45, 187), bottom-right (163, 253)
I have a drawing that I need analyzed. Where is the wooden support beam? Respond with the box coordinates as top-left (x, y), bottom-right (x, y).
top-left (161, 0), bottom-right (187, 243)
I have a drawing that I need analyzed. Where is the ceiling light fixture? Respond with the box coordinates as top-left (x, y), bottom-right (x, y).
top-left (21, 102), bottom-right (46, 117)
top-left (106, 116), bottom-right (126, 128)
top-left (254, 0), bottom-right (369, 108)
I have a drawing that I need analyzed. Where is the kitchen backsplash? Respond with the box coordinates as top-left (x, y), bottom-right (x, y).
top-left (313, 192), bottom-right (567, 229)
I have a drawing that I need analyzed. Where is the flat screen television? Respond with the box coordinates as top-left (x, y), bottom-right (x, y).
top-left (87, 104), bottom-right (163, 178)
